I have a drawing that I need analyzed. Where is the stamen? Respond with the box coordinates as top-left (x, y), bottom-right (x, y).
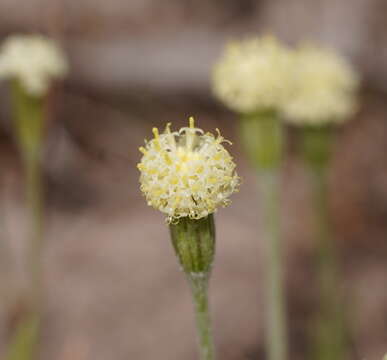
top-left (186, 117), bottom-right (196, 151)
top-left (152, 127), bottom-right (160, 149)
top-left (189, 116), bottom-right (195, 129)
top-left (163, 153), bottom-right (172, 165)
top-left (215, 128), bottom-right (232, 144)
top-left (152, 127), bottom-right (159, 138)
top-left (165, 123), bottom-right (176, 150)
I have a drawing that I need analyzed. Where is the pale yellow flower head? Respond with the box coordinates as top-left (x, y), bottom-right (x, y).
top-left (212, 36), bottom-right (293, 113)
top-left (138, 118), bottom-right (240, 222)
top-left (283, 44), bottom-right (359, 125)
top-left (0, 34), bottom-right (68, 96)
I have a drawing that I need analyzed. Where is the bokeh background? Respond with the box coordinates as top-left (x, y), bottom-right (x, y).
top-left (0, 0), bottom-right (387, 359)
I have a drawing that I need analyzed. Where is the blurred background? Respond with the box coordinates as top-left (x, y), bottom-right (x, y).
top-left (0, 0), bottom-right (387, 359)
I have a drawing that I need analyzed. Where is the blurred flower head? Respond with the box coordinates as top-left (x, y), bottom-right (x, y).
top-left (212, 36), bottom-right (293, 113)
top-left (138, 117), bottom-right (240, 222)
top-left (282, 44), bottom-right (359, 126)
top-left (0, 34), bottom-right (68, 96)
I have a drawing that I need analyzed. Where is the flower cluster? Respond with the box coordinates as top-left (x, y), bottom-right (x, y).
top-left (138, 118), bottom-right (239, 222)
top-left (212, 36), bottom-right (293, 113)
top-left (0, 34), bottom-right (68, 96)
top-left (212, 36), bottom-right (360, 125)
top-left (283, 45), bottom-right (359, 125)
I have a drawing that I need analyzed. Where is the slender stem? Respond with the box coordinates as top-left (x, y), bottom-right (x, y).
top-left (188, 274), bottom-right (215, 360)
top-left (6, 80), bottom-right (45, 360)
top-left (241, 110), bottom-right (288, 360)
top-left (0, 179), bottom-right (15, 307)
top-left (7, 141), bottom-right (43, 360)
top-left (309, 166), bottom-right (347, 360)
top-left (6, 312), bottom-right (40, 360)
top-left (0, 178), bottom-right (16, 359)
top-left (259, 171), bottom-right (287, 360)
top-left (24, 153), bottom-right (44, 309)
top-left (302, 126), bottom-right (347, 360)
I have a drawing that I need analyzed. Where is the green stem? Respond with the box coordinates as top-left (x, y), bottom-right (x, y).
top-left (24, 153), bottom-right (44, 308)
top-left (240, 109), bottom-right (283, 170)
top-left (169, 215), bottom-right (216, 360)
top-left (6, 313), bottom-right (40, 360)
top-left (302, 126), bottom-right (347, 360)
top-left (0, 182), bottom-right (14, 308)
top-left (188, 274), bottom-right (215, 360)
top-left (6, 80), bottom-right (45, 360)
top-left (259, 171), bottom-right (287, 360)
top-left (240, 110), bottom-right (288, 360)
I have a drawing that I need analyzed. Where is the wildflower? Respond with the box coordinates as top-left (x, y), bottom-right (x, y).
top-left (212, 36), bottom-right (293, 113)
top-left (283, 44), bottom-right (359, 125)
top-left (0, 34), bottom-right (68, 96)
top-left (138, 117), bottom-right (239, 222)
top-left (212, 36), bottom-right (291, 360)
top-left (138, 118), bottom-right (240, 359)
top-left (0, 33), bottom-right (68, 360)
top-left (290, 44), bottom-right (360, 360)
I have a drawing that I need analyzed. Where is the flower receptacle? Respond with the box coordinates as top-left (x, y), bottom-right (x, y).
top-left (169, 214), bottom-right (215, 276)
top-left (240, 109), bottom-right (283, 171)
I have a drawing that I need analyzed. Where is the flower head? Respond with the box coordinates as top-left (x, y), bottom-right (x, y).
top-left (282, 44), bottom-right (359, 125)
top-left (0, 34), bottom-right (68, 96)
top-left (138, 118), bottom-right (239, 222)
top-left (212, 36), bottom-right (293, 113)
